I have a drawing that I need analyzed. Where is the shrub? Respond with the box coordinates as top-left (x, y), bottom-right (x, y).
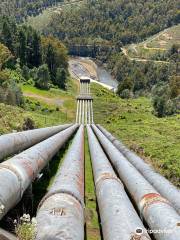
top-left (0, 69), bottom-right (24, 106)
top-left (152, 83), bottom-right (177, 117)
top-left (14, 214), bottom-right (37, 240)
top-left (120, 89), bottom-right (132, 99)
top-left (34, 64), bottom-right (50, 90)
top-left (22, 118), bottom-right (36, 130)
top-left (54, 67), bottom-right (67, 89)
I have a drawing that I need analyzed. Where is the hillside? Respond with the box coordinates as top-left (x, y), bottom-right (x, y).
top-left (1, 77), bottom-right (179, 188)
top-left (91, 83), bottom-right (180, 187)
top-left (39, 0), bottom-right (179, 47)
top-left (0, 78), bottom-right (78, 134)
top-left (0, 0), bottom-right (65, 21)
top-left (123, 24), bottom-right (180, 62)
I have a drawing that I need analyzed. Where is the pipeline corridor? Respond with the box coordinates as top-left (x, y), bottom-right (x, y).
top-left (76, 77), bottom-right (94, 124)
top-left (0, 77), bottom-right (179, 240)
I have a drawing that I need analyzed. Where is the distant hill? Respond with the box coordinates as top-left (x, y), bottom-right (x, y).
top-left (123, 24), bottom-right (180, 62)
top-left (39, 0), bottom-right (180, 47)
top-left (0, 0), bottom-right (64, 22)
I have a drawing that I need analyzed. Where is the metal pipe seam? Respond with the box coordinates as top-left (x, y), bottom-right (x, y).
top-left (96, 124), bottom-right (180, 215)
top-left (0, 124), bottom-right (72, 162)
top-left (0, 124), bottom-right (79, 220)
top-left (87, 125), bottom-right (151, 240)
top-left (38, 189), bottom-right (84, 211)
top-left (36, 193), bottom-right (84, 240)
top-left (95, 172), bottom-right (123, 187)
top-left (43, 125), bottom-right (84, 207)
top-left (37, 126), bottom-right (85, 209)
top-left (36, 125), bottom-right (84, 240)
top-left (91, 124), bottom-right (180, 240)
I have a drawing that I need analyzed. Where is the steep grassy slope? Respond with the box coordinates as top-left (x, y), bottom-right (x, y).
top-left (0, 78), bottom-right (78, 134)
top-left (92, 83), bottom-right (180, 187)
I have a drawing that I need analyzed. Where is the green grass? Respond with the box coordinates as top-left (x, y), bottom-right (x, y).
top-left (0, 79), bottom-right (78, 134)
top-left (85, 130), bottom-right (101, 240)
top-left (92, 83), bottom-right (180, 187)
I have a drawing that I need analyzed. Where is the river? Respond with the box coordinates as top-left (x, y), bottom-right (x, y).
top-left (69, 57), bottom-right (118, 90)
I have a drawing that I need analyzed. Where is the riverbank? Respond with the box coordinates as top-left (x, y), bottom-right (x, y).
top-left (69, 57), bottom-right (118, 91)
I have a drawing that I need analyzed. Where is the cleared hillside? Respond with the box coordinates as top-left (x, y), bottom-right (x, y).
top-left (123, 24), bottom-right (180, 61)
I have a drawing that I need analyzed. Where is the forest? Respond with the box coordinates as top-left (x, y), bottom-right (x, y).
top-left (43, 0), bottom-right (179, 46)
top-left (0, 16), bottom-right (69, 107)
top-left (0, 0), bottom-right (63, 22)
top-left (109, 52), bottom-right (179, 117)
top-left (40, 0), bottom-right (179, 117)
top-left (0, 0), bottom-right (179, 117)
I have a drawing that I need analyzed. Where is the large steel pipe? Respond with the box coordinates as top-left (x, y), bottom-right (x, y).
top-left (92, 125), bottom-right (180, 240)
top-left (97, 124), bottom-right (180, 215)
top-left (36, 125), bottom-right (84, 240)
top-left (79, 100), bottom-right (82, 124)
top-left (87, 126), bottom-right (150, 240)
top-left (0, 124), bottom-right (72, 162)
top-left (0, 125), bottom-right (78, 220)
top-left (76, 100), bottom-right (79, 123)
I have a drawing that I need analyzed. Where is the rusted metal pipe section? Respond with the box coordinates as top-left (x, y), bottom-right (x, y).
top-left (36, 125), bottom-right (84, 240)
top-left (87, 126), bottom-right (150, 240)
top-left (97, 124), bottom-right (180, 215)
top-left (92, 125), bottom-right (180, 240)
top-left (0, 124), bottom-right (72, 162)
top-left (0, 124), bottom-right (78, 220)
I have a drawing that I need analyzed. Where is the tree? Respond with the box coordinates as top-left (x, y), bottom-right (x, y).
top-left (1, 19), bottom-right (13, 52)
top-left (0, 69), bottom-right (24, 106)
top-left (0, 43), bottom-right (13, 70)
top-left (117, 76), bottom-right (134, 96)
top-left (133, 69), bottom-right (147, 92)
top-left (169, 76), bottom-right (180, 98)
top-left (35, 64), bottom-right (50, 90)
top-left (152, 83), bottom-right (176, 117)
top-left (32, 31), bottom-right (42, 67)
top-left (41, 36), bottom-right (68, 88)
top-left (18, 29), bottom-right (27, 66)
top-left (55, 68), bottom-right (67, 89)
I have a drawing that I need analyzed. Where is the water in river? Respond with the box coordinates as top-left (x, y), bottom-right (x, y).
top-left (96, 66), bottom-right (118, 88)
top-left (69, 57), bottom-right (118, 89)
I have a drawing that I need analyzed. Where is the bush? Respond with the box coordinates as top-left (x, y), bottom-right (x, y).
top-left (14, 214), bottom-right (37, 240)
top-left (22, 118), bottom-right (36, 130)
top-left (34, 64), bottom-right (50, 90)
top-left (54, 67), bottom-right (67, 89)
top-left (152, 83), bottom-right (177, 117)
top-left (0, 69), bottom-right (24, 106)
top-left (120, 89), bottom-right (132, 99)
top-left (117, 76), bottom-right (134, 97)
